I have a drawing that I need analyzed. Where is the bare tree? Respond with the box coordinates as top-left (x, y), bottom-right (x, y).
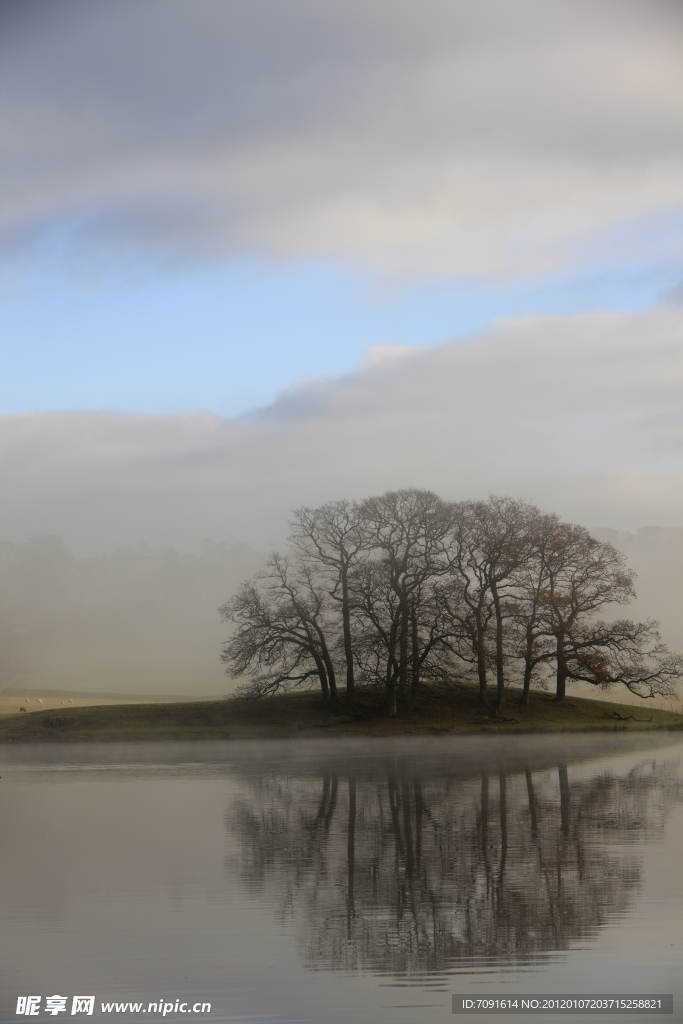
top-left (219, 491), bottom-right (681, 716)
top-left (561, 618), bottom-right (683, 700)
top-left (289, 501), bottom-right (367, 710)
top-left (358, 489), bottom-right (454, 714)
top-left (348, 559), bottom-right (402, 709)
top-left (219, 554), bottom-right (338, 703)
top-left (350, 562), bottom-right (456, 712)
top-left (432, 575), bottom-right (495, 701)
top-left (538, 526), bottom-right (637, 703)
top-left (447, 499), bottom-right (523, 707)
top-left (466, 497), bottom-right (541, 708)
top-left (508, 511), bottom-right (568, 704)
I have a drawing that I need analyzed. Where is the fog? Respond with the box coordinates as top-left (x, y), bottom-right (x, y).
top-left (0, 537), bottom-right (265, 695)
top-left (0, 523), bottom-right (680, 701)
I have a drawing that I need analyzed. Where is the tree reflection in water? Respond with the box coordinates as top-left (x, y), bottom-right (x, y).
top-left (226, 751), bottom-right (681, 978)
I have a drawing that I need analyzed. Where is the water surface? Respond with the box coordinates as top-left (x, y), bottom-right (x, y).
top-left (1, 734), bottom-right (682, 1023)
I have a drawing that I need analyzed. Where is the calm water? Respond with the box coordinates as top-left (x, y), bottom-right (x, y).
top-left (1, 734), bottom-right (682, 1024)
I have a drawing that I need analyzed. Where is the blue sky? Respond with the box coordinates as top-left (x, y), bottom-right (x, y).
top-left (1, 230), bottom-right (679, 417)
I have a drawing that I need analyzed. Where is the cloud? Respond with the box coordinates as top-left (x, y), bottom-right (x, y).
top-left (2, 0), bottom-right (682, 280)
top-left (1, 305), bottom-right (680, 557)
top-left (360, 345), bottom-right (415, 368)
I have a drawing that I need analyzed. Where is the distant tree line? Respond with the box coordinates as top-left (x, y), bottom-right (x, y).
top-left (220, 490), bottom-right (682, 715)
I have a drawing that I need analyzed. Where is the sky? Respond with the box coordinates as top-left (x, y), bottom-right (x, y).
top-left (1, 0), bottom-right (682, 552)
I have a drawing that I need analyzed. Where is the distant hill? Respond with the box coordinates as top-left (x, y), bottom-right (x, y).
top-left (1, 687), bottom-right (221, 702)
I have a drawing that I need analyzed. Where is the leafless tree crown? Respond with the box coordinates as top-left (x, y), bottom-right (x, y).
top-left (220, 491), bottom-right (682, 712)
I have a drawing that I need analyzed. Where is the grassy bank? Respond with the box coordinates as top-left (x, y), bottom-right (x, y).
top-left (0, 695), bottom-right (148, 717)
top-left (0, 694), bottom-right (220, 717)
top-left (0, 683), bottom-right (681, 743)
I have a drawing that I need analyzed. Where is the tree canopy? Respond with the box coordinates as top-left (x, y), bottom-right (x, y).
top-left (219, 490), bottom-right (681, 714)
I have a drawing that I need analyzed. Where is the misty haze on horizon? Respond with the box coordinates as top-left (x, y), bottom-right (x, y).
top-left (1, 518), bottom-right (681, 700)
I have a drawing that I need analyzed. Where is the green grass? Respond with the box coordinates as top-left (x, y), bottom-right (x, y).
top-left (0, 682), bottom-right (681, 743)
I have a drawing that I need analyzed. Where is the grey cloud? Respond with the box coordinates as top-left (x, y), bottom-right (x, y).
top-left (2, 0), bottom-right (682, 276)
top-left (258, 308), bottom-right (683, 469)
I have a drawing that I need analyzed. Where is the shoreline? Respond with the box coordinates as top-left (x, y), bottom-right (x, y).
top-left (1, 684), bottom-right (681, 743)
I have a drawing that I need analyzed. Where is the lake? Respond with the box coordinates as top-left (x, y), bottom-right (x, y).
top-left (1, 733), bottom-right (682, 1024)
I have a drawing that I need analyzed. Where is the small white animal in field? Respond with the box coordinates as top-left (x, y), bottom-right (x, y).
top-left (37, 698), bottom-right (42, 704)
top-left (68, 699), bottom-right (73, 703)
top-left (61, 701), bottom-right (65, 705)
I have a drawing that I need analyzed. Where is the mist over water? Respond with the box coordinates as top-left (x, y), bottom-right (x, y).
top-left (1, 734), bottom-right (682, 1024)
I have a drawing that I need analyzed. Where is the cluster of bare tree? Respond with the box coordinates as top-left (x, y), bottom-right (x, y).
top-left (220, 490), bottom-right (681, 714)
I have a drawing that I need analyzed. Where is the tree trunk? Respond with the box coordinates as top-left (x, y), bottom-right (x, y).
top-left (315, 627), bottom-right (337, 705)
top-left (491, 581), bottom-right (506, 708)
top-left (398, 600), bottom-right (409, 705)
top-left (476, 653), bottom-right (488, 704)
top-left (326, 658), bottom-right (337, 704)
top-left (474, 610), bottom-right (488, 704)
top-left (385, 655), bottom-right (397, 717)
top-left (313, 652), bottom-right (330, 704)
top-left (410, 600), bottom-right (419, 710)
top-left (520, 622), bottom-right (535, 703)
top-left (341, 565), bottom-right (355, 711)
top-left (521, 660), bottom-right (532, 704)
top-left (554, 633), bottom-right (567, 703)
top-left (322, 647), bottom-right (337, 704)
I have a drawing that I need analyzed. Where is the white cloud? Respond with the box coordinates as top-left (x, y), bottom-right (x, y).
top-left (360, 345), bottom-right (415, 368)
